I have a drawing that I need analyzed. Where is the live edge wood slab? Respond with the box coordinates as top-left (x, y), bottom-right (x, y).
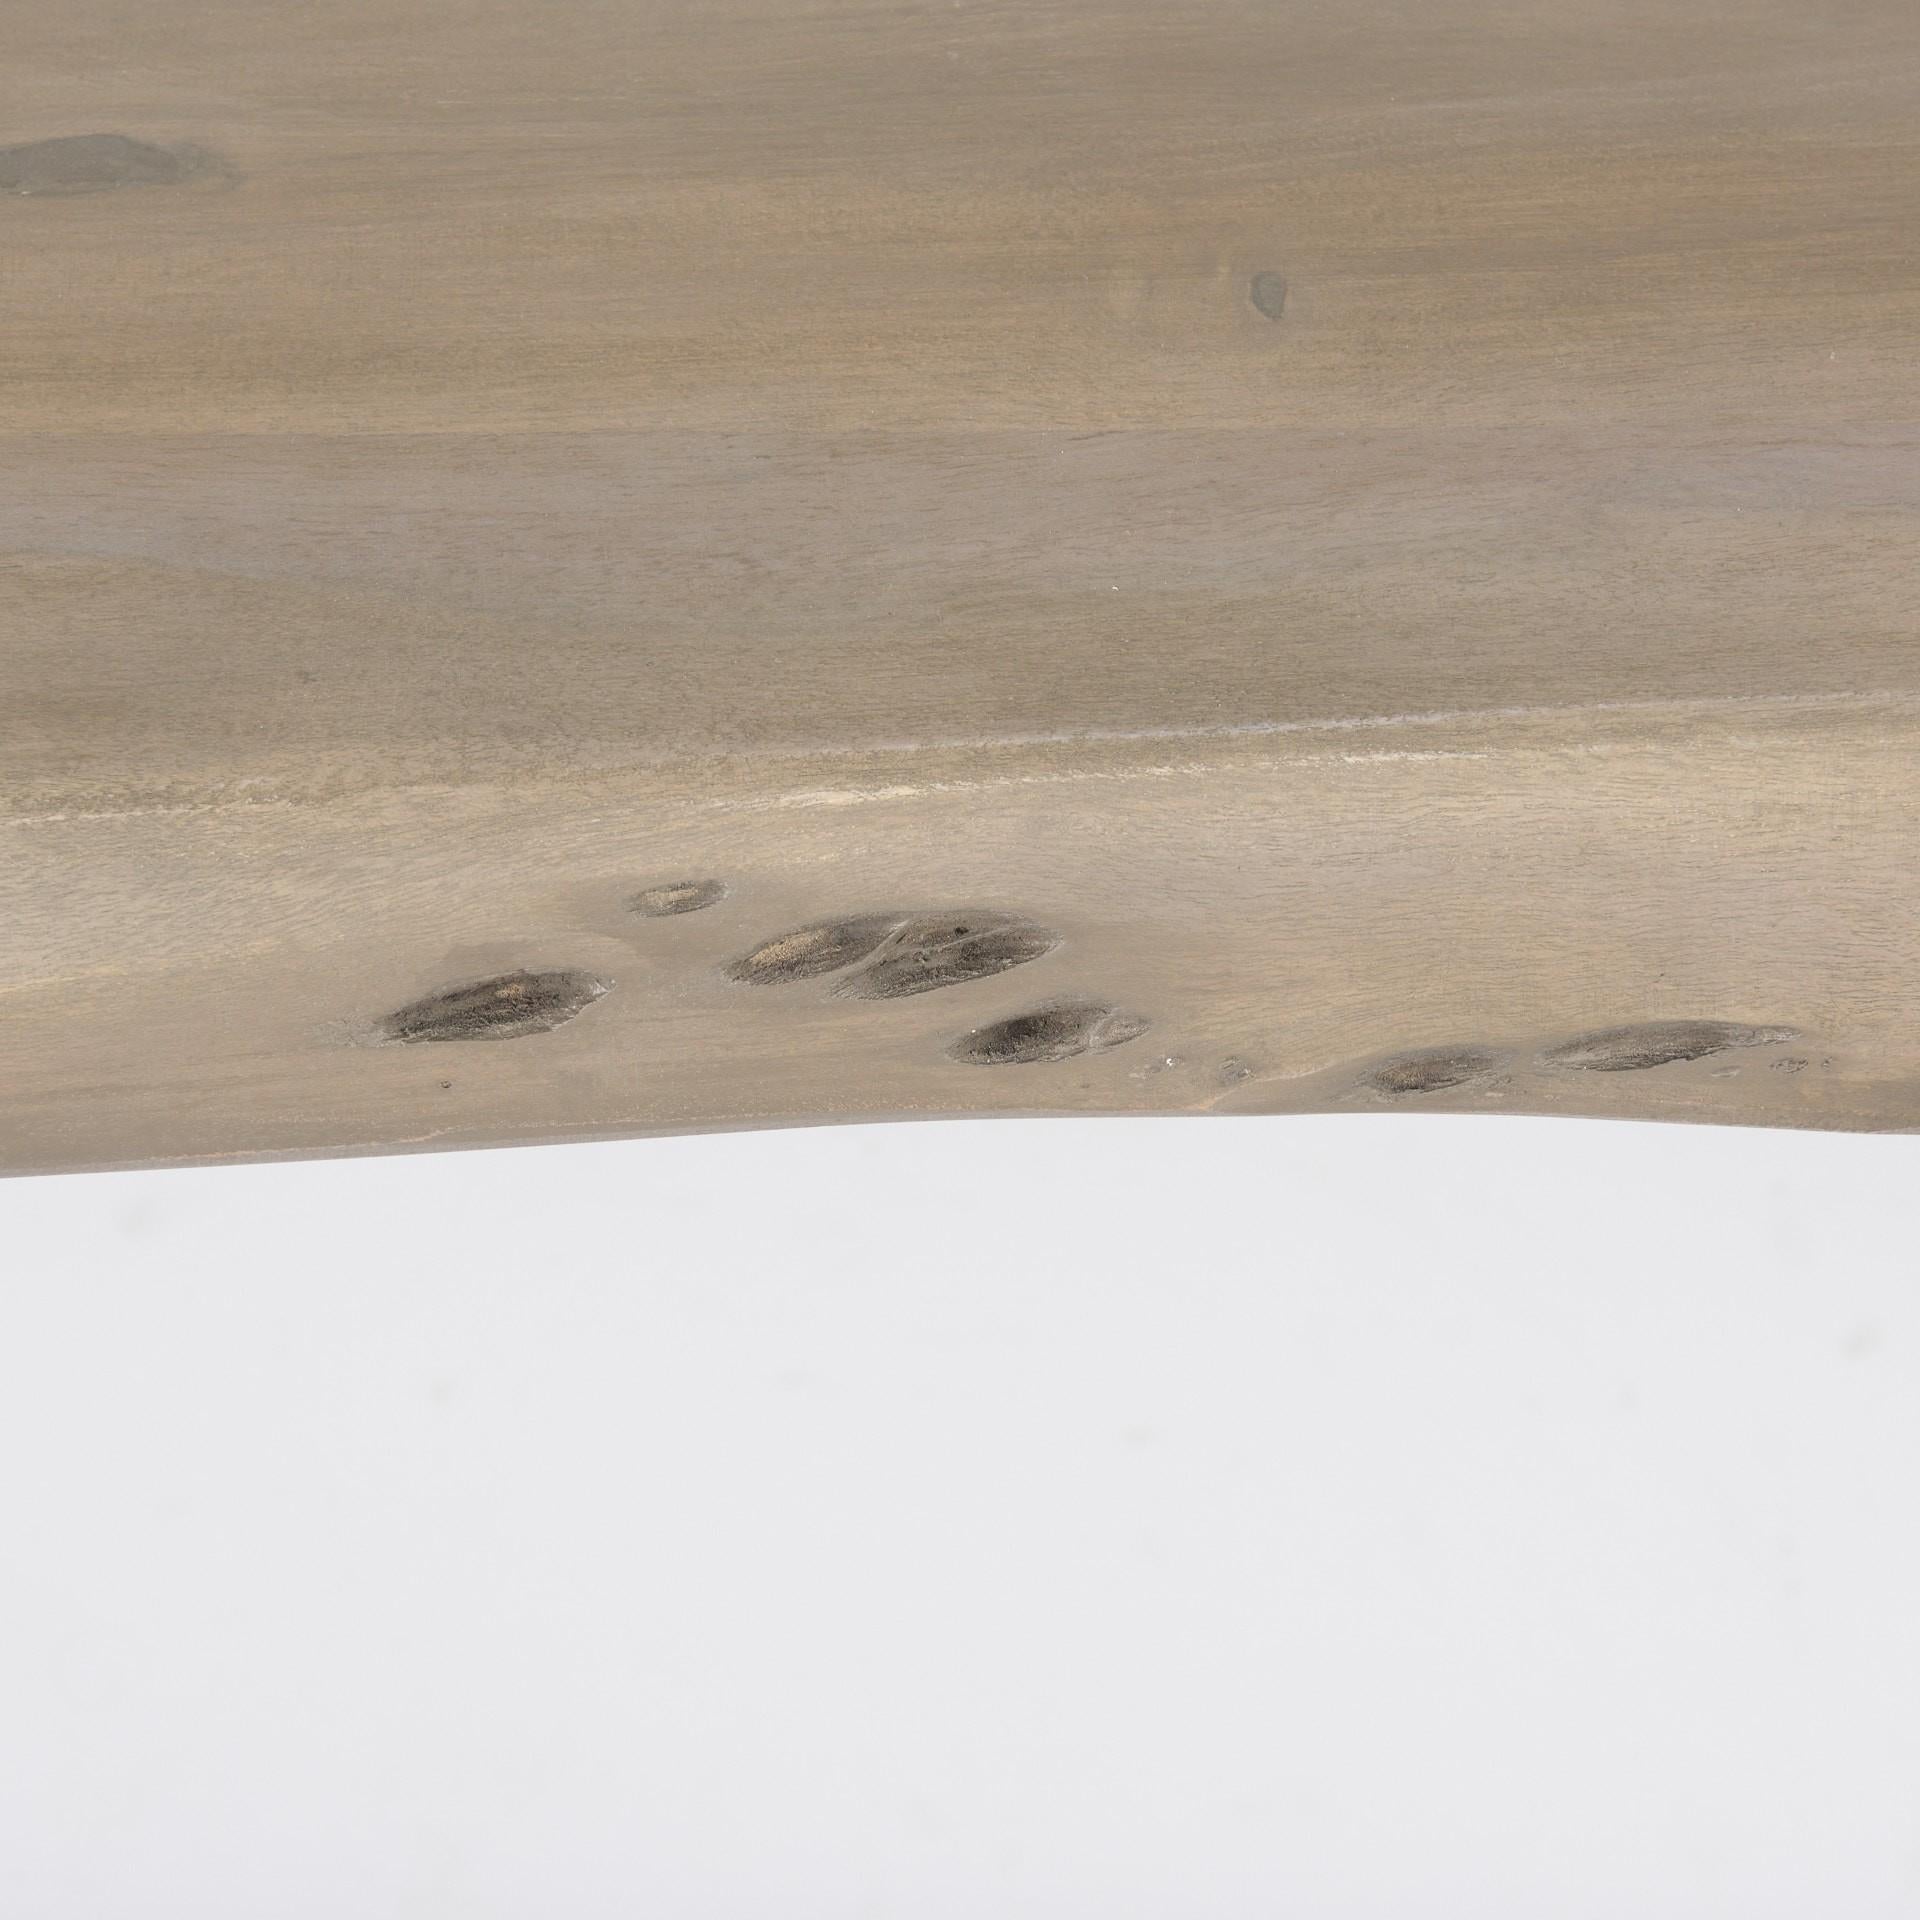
top-left (3, 0), bottom-right (1918, 1173)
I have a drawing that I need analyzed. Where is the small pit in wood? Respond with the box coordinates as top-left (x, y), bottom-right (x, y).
top-left (1541, 1019), bottom-right (1797, 1073)
top-left (1, 133), bottom-right (225, 196)
top-left (1362, 1045), bottom-right (1506, 1097)
top-left (726, 913), bottom-right (908, 985)
top-left (726, 908), bottom-right (1057, 997)
top-left (948, 1001), bottom-right (1149, 1066)
top-left (381, 969), bottom-right (609, 1044)
top-left (832, 913), bottom-right (1057, 1001)
top-left (1249, 270), bottom-right (1289, 320)
top-left (630, 879), bottom-right (726, 918)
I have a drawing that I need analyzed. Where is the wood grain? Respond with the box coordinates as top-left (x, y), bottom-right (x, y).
top-left (4, 0), bottom-right (1917, 1170)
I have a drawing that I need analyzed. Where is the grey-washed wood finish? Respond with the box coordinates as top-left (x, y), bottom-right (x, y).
top-left (4, 0), bottom-right (1917, 1169)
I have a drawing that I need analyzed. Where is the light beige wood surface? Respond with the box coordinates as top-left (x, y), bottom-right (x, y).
top-left (4, 0), bottom-right (1918, 1171)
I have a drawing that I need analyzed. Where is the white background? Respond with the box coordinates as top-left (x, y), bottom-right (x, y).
top-left (2, 1115), bottom-right (1917, 1918)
